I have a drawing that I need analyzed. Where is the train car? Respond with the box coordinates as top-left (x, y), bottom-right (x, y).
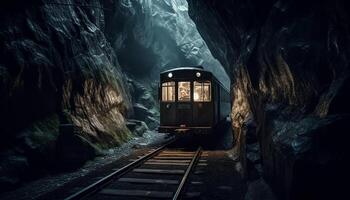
top-left (158, 66), bottom-right (230, 134)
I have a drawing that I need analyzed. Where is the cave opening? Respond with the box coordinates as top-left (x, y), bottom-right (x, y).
top-left (108, 0), bottom-right (232, 150)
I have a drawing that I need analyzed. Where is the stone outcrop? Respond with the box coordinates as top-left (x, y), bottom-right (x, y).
top-left (0, 0), bottom-right (132, 190)
top-left (188, 0), bottom-right (350, 199)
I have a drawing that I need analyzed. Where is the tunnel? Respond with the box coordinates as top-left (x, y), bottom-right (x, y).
top-left (0, 0), bottom-right (349, 200)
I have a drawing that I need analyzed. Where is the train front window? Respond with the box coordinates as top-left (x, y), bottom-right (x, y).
top-left (194, 81), bottom-right (211, 102)
top-left (178, 82), bottom-right (191, 101)
top-left (161, 82), bottom-right (175, 102)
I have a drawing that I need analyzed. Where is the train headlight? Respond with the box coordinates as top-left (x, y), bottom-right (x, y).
top-left (168, 72), bottom-right (173, 78)
top-left (196, 72), bottom-right (201, 77)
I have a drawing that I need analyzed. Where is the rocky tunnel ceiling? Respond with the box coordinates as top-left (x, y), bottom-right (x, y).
top-left (106, 0), bottom-right (230, 87)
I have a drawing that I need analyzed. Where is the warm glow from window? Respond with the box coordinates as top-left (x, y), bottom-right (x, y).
top-left (162, 82), bottom-right (175, 102)
top-left (178, 82), bottom-right (191, 101)
top-left (194, 81), bottom-right (211, 102)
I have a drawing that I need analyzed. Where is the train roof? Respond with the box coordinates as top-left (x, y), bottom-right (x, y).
top-left (161, 66), bottom-right (208, 74)
top-left (160, 66), bottom-right (229, 92)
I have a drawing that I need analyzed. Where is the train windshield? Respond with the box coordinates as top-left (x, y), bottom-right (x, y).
top-left (194, 81), bottom-right (211, 102)
top-left (178, 82), bottom-right (191, 101)
top-left (161, 81), bottom-right (175, 102)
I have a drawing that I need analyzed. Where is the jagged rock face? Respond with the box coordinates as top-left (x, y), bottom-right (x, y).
top-left (102, 0), bottom-right (230, 128)
top-left (0, 0), bottom-right (132, 147)
top-left (0, 0), bottom-right (132, 188)
top-left (188, 0), bottom-right (350, 199)
top-left (108, 0), bottom-right (229, 85)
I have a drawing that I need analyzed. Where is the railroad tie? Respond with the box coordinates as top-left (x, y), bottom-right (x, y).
top-left (99, 189), bottom-right (173, 198)
top-left (99, 189), bottom-right (201, 199)
top-left (144, 162), bottom-right (208, 166)
top-left (133, 168), bottom-right (185, 175)
top-left (138, 156), bottom-right (196, 160)
top-left (118, 177), bottom-right (179, 185)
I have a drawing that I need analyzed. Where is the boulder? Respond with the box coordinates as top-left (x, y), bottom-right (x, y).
top-left (55, 124), bottom-right (101, 171)
top-left (145, 116), bottom-right (160, 131)
top-left (126, 119), bottom-right (149, 137)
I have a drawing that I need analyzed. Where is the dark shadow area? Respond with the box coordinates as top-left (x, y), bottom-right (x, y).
top-left (167, 120), bottom-right (233, 151)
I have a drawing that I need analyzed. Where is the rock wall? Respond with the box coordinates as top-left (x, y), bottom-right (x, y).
top-left (103, 0), bottom-right (230, 129)
top-left (108, 0), bottom-right (229, 84)
top-left (0, 0), bottom-right (132, 190)
top-left (188, 0), bottom-right (350, 199)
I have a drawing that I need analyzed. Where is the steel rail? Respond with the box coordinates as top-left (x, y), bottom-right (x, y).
top-left (173, 146), bottom-right (202, 200)
top-left (64, 138), bottom-right (175, 200)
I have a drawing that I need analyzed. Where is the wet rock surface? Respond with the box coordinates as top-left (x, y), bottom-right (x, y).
top-left (188, 0), bottom-right (350, 199)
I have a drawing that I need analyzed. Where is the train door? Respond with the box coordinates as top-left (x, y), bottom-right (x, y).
top-left (160, 81), bottom-right (176, 125)
top-left (193, 80), bottom-right (213, 126)
top-left (176, 81), bottom-right (193, 126)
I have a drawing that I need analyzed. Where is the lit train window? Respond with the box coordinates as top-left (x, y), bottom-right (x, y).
top-left (161, 82), bottom-right (175, 102)
top-left (178, 82), bottom-right (191, 101)
top-left (194, 81), bottom-right (211, 102)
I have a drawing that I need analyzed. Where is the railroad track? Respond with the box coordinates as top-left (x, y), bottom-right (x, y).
top-left (64, 139), bottom-right (207, 200)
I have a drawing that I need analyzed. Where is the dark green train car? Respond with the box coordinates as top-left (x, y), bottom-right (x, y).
top-left (158, 66), bottom-right (230, 134)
